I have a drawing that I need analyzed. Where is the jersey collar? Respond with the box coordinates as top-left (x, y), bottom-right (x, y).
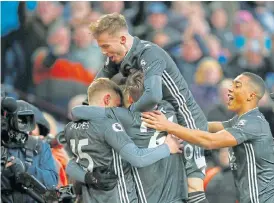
top-left (238, 107), bottom-right (259, 120)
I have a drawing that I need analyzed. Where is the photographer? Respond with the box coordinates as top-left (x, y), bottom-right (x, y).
top-left (29, 105), bottom-right (69, 187)
top-left (1, 99), bottom-right (58, 203)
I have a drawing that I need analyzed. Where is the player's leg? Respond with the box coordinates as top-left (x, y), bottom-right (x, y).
top-left (184, 143), bottom-right (209, 203)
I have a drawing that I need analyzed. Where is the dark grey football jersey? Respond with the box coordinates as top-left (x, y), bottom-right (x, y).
top-left (222, 108), bottom-right (274, 203)
top-left (97, 37), bottom-right (208, 131)
top-left (106, 100), bottom-right (188, 203)
top-left (65, 113), bottom-right (138, 203)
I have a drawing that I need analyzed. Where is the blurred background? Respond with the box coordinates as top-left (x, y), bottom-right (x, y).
top-left (1, 2), bottom-right (274, 201)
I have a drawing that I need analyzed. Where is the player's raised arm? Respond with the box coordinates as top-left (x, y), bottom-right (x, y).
top-left (142, 111), bottom-right (238, 150)
top-left (104, 119), bottom-right (182, 168)
top-left (129, 48), bottom-right (165, 112)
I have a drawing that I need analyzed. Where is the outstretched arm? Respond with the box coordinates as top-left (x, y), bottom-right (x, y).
top-left (104, 120), bottom-right (181, 168)
top-left (208, 122), bottom-right (224, 133)
top-left (142, 111), bottom-right (238, 150)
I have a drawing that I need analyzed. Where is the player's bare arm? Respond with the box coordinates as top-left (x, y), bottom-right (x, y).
top-left (142, 111), bottom-right (237, 150)
top-left (208, 122), bottom-right (224, 133)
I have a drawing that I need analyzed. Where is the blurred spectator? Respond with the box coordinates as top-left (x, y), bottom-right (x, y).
top-left (204, 34), bottom-right (230, 64)
top-left (233, 10), bottom-right (254, 37)
top-left (168, 2), bottom-right (189, 33)
top-left (99, 1), bottom-right (134, 34)
top-left (151, 30), bottom-right (171, 48)
top-left (258, 91), bottom-right (274, 136)
top-left (207, 78), bottom-right (235, 121)
top-left (19, 2), bottom-right (64, 92)
top-left (265, 73), bottom-right (274, 93)
top-left (240, 2), bottom-right (274, 34)
top-left (67, 94), bottom-right (87, 120)
top-left (69, 24), bottom-right (104, 73)
top-left (209, 4), bottom-right (235, 53)
top-left (190, 58), bottom-right (223, 115)
top-left (32, 23), bottom-right (94, 107)
top-left (69, 2), bottom-right (92, 28)
top-left (191, 2), bottom-right (207, 20)
top-left (174, 37), bottom-right (205, 85)
top-left (137, 2), bottom-right (180, 41)
top-left (47, 23), bottom-right (71, 58)
top-left (185, 15), bottom-right (211, 39)
top-left (205, 148), bottom-right (237, 203)
top-left (255, 6), bottom-right (274, 34)
top-left (224, 38), bottom-right (274, 80)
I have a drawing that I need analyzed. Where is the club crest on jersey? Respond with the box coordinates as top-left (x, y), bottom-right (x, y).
top-left (112, 123), bottom-right (123, 132)
top-left (140, 59), bottom-right (146, 67)
top-left (236, 120), bottom-right (246, 127)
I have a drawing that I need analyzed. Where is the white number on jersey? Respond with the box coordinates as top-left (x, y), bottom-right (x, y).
top-left (141, 115), bottom-right (174, 148)
top-left (70, 138), bottom-right (94, 172)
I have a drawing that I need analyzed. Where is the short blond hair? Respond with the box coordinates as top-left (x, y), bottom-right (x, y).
top-left (87, 78), bottom-right (123, 104)
top-left (89, 12), bottom-right (127, 38)
top-left (195, 58), bottom-right (223, 85)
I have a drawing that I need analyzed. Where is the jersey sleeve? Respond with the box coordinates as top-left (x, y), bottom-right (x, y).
top-left (225, 117), bottom-right (262, 144)
top-left (95, 57), bottom-right (119, 79)
top-left (107, 108), bottom-right (134, 128)
top-left (222, 116), bottom-right (238, 129)
top-left (71, 106), bottom-right (106, 121)
top-left (138, 47), bottom-right (166, 78)
top-left (104, 119), bottom-right (134, 152)
top-left (104, 119), bottom-right (170, 168)
top-left (129, 75), bottom-right (163, 112)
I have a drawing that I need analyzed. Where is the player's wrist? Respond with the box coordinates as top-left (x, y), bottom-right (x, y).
top-left (165, 121), bottom-right (175, 133)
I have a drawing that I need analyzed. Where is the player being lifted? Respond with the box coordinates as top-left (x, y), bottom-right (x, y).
top-left (71, 72), bottom-right (188, 203)
top-left (89, 12), bottom-right (209, 203)
top-left (142, 72), bottom-right (274, 203)
top-left (64, 79), bottom-right (182, 203)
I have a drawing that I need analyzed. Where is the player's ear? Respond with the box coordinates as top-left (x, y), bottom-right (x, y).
top-left (247, 92), bottom-right (256, 101)
top-left (103, 94), bottom-right (111, 106)
top-left (120, 35), bottom-right (126, 45)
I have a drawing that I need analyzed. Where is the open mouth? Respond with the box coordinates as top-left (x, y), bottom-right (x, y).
top-left (228, 94), bottom-right (234, 104)
top-left (109, 56), bottom-right (114, 61)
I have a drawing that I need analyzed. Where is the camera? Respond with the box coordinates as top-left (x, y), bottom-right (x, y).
top-left (1, 97), bottom-right (35, 147)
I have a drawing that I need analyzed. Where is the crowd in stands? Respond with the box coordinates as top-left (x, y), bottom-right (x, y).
top-left (1, 1), bottom-right (274, 202)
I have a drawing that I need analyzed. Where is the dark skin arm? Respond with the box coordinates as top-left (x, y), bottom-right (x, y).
top-left (142, 111), bottom-right (237, 150)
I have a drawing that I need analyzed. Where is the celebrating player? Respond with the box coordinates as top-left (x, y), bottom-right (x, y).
top-left (71, 72), bottom-right (188, 203)
top-left (142, 72), bottom-right (274, 203)
top-left (65, 78), bottom-right (182, 203)
top-left (90, 12), bottom-right (209, 203)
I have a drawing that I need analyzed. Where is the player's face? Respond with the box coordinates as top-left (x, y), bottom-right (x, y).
top-left (227, 75), bottom-right (250, 112)
top-left (96, 32), bottom-right (127, 64)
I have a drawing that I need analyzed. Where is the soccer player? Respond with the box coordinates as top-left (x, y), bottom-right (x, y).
top-left (142, 72), bottom-right (274, 203)
top-left (65, 78), bottom-right (182, 203)
top-left (71, 72), bottom-right (188, 203)
top-left (89, 13), bottom-right (208, 202)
